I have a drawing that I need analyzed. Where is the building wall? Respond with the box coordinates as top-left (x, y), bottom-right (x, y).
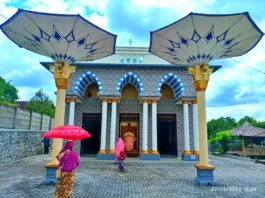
top-left (65, 99), bottom-right (195, 157)
top-left (67, 67), bottom-right (196, 97)
top-left (64, 47), bottom-right (197, 157)
top-left (0, 129), bottom-right (45, 165)
top-left (87, 47), bottom-right (170, 64)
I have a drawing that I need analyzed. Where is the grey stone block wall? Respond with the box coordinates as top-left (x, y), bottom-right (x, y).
top-left (0, 129), bottom-right (45, 165)
top-left (65, 99), bottom-right (102, 154)
top-left (66, 66), bottom-right (197, 97)
top-left (64, 66), bottom-right (197, 157)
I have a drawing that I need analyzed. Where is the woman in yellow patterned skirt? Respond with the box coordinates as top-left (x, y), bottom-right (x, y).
top-left (55, 141), bottom-right (80, 198)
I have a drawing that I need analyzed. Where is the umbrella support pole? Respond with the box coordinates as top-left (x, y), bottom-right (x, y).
top-left (189, 65), bottom-right (216, 185)
top-left (43, 62), bottom-right (74, 184)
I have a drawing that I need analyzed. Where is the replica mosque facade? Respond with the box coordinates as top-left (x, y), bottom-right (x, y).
top-left (42, 46), bottom-right (219, 160)
top-left (2, 8), bottom-right (261, 185)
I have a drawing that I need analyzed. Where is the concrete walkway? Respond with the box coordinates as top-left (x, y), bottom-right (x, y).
top-left (0, 155), bottom-right (264, 198)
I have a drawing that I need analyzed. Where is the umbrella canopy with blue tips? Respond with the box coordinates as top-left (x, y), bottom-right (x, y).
top-left (149, 12), bottom-right (264, 66)
top-left (0, 9), bottom-right (117, 63)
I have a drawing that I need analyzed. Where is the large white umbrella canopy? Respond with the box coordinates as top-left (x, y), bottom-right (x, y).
top-left (0, 9), bottom-right (117, 63)
top-left (149, 12), bottom-right (264, 66)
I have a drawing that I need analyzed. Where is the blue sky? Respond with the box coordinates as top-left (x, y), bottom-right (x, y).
top-left (0, 0), bottom-right (265, 121)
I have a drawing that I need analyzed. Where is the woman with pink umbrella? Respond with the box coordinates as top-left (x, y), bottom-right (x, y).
top-left (55, 141), bottom-right (80, 197)
top-left (43, 125), bottom-right (92, 197)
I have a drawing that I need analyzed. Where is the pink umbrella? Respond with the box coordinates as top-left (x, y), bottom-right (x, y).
top-left (43, 125), bottom-right (92, 140)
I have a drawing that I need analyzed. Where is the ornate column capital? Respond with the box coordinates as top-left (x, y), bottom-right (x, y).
top-left (141, 99), bottom-right (149, 103)
top-left (191, 100), bottom-right (197, 104)
top-left (50, 62), bottom-right (76, 90)
top-left (65, 98), bottom-right (77, 102)
top-left (111, 98), bottom-right (118, 103)
top-left (69, 98), bottom-right (77, 102)
top-left (101, 98), bottom-right (108, 103)
top-left (188, 64), bottom-right (213, 91)
top-left (182, 100), bottom-right (189, 104)
top-left (151, 99), bottom-right (158, 104)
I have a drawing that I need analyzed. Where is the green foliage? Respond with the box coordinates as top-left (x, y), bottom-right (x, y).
top-left (237, 116), bottom-right (265, 129)
top-left (0, 101), bottom-right (18, 107)
top-left (207, 117), bottom-right (237, 139)
top-left (261, 140), bottom-right (265, 147)
top-left (26, 88), bottom-right (55, 117)
top-left (0, 76), bottom-right (19, 104)
top-left (237, 116), bottom-right (257, 126)
top-left (209, 131), bottom-right (235, 154)
top-left (252, 122), bottom-right (265, 129)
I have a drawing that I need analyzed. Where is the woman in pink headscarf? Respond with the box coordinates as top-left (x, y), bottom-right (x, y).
top-left (55, 141), bottom-right (80, 198)
top-left (115, 138), bottom-right (125, 164)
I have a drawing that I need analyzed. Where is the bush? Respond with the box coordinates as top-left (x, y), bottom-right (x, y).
top-left (209, 131), bottom-right (234, 154)
top-left (0, 101), bottom-right (18, 107)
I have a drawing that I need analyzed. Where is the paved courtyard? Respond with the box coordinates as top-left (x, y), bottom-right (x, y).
top-left (0, 154), bottom-right (264, 198)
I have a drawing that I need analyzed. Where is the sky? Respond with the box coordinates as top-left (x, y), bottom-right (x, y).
top-left (0, 0), bottom-right (265, 122)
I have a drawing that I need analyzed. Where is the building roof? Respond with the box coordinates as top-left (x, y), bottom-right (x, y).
top-left (232, 121), bottom-right (265, 137)
top-left (39, 62), bottom-right (222, 74)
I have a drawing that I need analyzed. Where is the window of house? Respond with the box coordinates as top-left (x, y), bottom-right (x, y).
top-left (126, 56), bottom-right (131, 63)
top-left (133, 56), bottom-right (137, 63)
top-left (121, 83), bottom-right (139, 99)
top-left (120, 56), bottom-right (124, 63)
top-left (139, 56), bottom-right (144, 63)
top-left (84, 82), bottom-right (99, 99)
top-left (160, 83), bottom-right (174, 99)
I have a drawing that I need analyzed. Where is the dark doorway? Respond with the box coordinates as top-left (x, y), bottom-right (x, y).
top-left (157, 114), bottom-right (177, 156)
top-left (81, 113), bottom-right (101, 156)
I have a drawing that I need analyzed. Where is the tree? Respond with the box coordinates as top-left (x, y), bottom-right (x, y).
top-left (207, 117), bottom-right (237, 138)
top-left (237, 116), bottom-right (257, 126)
top-left (0, 76), bottom-right (19, 105)
top-left (236, 116), bottom-right (265, 129)
top-left (26, 88), bottom-right (55, 117)
top-left (209, 131), bottom-right (235, 154)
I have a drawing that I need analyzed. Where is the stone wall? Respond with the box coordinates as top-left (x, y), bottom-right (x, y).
top-left (0, 104), bottom-right (55, 130)
top-left (0, 129), bottom-right (45, 165)
top-left (66, 66), bottom-right (196, 97)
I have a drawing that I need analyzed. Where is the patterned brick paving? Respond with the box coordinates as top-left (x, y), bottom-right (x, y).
top-left (0, 155), bottom-right (264, 198)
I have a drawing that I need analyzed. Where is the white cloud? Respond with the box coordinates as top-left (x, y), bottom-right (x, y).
top-left (1, 52), bottom-right (10, 59)
top-left (23, 56), bottom-right (39, 64)
top-left (0, 0), bottom-right (109, 46)
top-left (207, 102), bottom-right (265, 122)
top-left (130, 0), bottom-right (215, 16)
top-left (3, 69), bottom-right (24, 78)
top-left (23, 56), bottom-right (42, 70)
top-left (116, 30), bottom-right (145, 46)
top-left (206, 20), bottom-right (265, 121)
top-left (17, 86), bottom-right (56, 102)
top-left (0, 0), bottom-right (17, 46)
top-left (17, 87), bottom-right (38, 101)
top-left (89, 13), bottom-right (108, 29)
top-left (25, 69), bottom-right (33, 74)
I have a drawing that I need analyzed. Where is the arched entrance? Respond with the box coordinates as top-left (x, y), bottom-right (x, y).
top-left (156, 73), bottom-right (184, 157)
top-left (157, 114), bottom-right (177, 156)
top-left (81, 113), bottom-right (101, 156)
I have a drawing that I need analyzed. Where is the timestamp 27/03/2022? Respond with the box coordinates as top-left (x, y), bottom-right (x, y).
top-left (211, 187), bottom-right (257, 192)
